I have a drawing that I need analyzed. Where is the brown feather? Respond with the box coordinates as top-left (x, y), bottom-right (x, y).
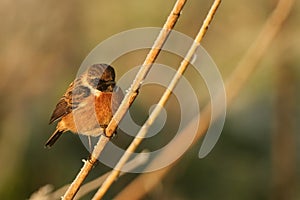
top-left (49, 98), bottom-right (71, 124)
top-left (45, 129), bottom-right (64, 148)
top-left (49, 82), bottom-right (74, 124)
top-left (49, 80), bottom-right (92, 124)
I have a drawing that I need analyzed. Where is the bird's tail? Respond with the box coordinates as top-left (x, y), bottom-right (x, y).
top-left (45, 129), bottom-right (64, 148)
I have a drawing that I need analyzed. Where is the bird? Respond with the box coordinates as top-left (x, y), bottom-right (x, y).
top-left (45, 63), bottom-right (123, 148)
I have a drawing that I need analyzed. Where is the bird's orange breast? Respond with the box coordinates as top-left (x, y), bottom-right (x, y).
top-left (94, 92), bottom-right (113, 125)
top-left (56, 92), bottom-right (114, 136)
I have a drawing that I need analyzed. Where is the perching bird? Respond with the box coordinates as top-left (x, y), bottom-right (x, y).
top-left (45, 63), bottom-right (123, 148)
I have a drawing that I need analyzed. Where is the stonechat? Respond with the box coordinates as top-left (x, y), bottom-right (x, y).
top-left (45, 63), bottom-right (123, 148)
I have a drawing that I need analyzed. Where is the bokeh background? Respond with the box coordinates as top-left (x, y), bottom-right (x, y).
top-left (0, 0), bottom-right (299, 199)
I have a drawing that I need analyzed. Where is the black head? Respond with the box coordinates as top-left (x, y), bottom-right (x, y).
top-left (87, 63), bottom-right (116, 92)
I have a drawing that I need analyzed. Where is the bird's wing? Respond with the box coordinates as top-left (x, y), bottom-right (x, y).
top-left (49, 80), bottom-right (91, 124)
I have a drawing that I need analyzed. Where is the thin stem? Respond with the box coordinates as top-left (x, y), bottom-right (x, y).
top-left (105, 0), bottom-right (187, 138)
top-left (62, 136), bottom-right (109, 200)
top-left (114, 0), bottom-right (295, 199)
top-left (92, 1), bottom-right (221, 199)
top-left (29, 150), bottom-right (148, 200)
top-left (61, 0), bottom-right (186, 199)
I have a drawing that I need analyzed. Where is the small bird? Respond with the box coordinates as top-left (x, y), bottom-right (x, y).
top-left (45, 63), bottom-right (123, 148)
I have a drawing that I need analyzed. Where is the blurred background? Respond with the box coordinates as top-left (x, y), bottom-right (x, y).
top-left (0, 0), bottom-right (299, 199)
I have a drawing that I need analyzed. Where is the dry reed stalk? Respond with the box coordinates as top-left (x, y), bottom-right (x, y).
top-left (92, 0), bottom-right (221, 199)
top-left (62, 0), bottom-right (187, 199)
top-left (113, 0), bottom-right (295, 199)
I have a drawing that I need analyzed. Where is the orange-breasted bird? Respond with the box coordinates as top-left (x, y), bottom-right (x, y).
top-left (45, 63), bottom-right (123, 148)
